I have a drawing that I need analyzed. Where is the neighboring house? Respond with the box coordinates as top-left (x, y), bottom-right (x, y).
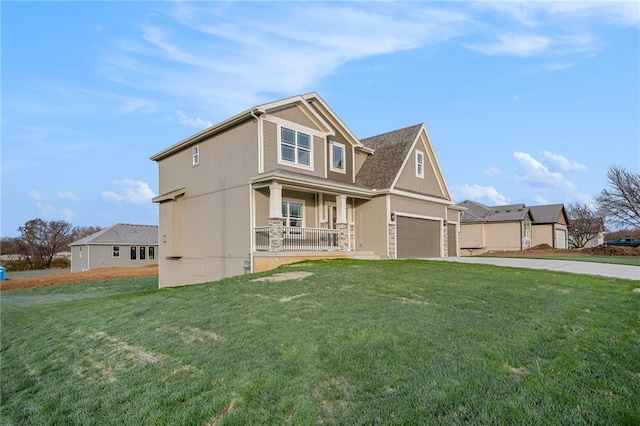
top-left (69, 224), bottom-right (158, 272)
top-left (151, 92), bottom-right (461, 288)
top-left (456, 200), bottom-right (570, 255)
top-left (529, 204), bottom-right (569, 249)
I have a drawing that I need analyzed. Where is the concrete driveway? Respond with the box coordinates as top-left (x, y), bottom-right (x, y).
top-left (435, 257), bottom-right (639, 281)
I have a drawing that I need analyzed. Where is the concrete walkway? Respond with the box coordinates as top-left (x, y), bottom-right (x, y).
top-left (435, 257), bottom-right (640, 281)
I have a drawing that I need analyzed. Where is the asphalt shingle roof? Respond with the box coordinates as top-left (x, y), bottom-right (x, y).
top-left (529, 204), bottom-right (565, 224)
top-left (70, 224), bottom-right (158, 246)
top-left (355, 124), bottom-right (423, 190)
top-left (458, 200), bottom-right (529, 223)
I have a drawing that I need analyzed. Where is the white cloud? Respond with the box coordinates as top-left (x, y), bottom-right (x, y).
top-left (100, 3), bottom-right (471, 115)
top-left (27, 190), bottom-right (42, 200)
top-left (102, 180), bottom-right (156, 204)
top-left (541, 150), bottom-right (588, 172)
top-left (176, 110), bottom-right (213, 129)
top-left (484, 167), bottom-right (501, 176)
top-left (467, 33), bottom-right (552, 57)
top-left (513, 151), bottom-right (576, 191)
top-left (57, 191), bottom-right (79, 202)
top-left (35, 202), bottom-right (77, 221)
top-left (534, 195), bottom-right (548, 204)
top-left (540, 62), bottom-right (576, 72)
top-left (457, 184), bottom-right (509, 205)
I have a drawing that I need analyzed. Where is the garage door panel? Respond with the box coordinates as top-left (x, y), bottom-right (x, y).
top-left (397, 216), bottom-right (440, 258)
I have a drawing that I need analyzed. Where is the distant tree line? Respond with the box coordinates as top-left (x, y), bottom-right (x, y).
top-left (1, 219), bottom-right (102, 271)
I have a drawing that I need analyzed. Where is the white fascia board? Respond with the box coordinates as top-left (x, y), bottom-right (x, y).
top-left (302, 92), bottom-right (363, 148)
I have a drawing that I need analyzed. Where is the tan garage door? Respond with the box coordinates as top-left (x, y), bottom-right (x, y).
top-left (397, 216), bottom-right (440, 258)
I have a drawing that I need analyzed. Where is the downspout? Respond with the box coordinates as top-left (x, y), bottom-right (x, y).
top-left (248, 184), bottom-right (254, 274)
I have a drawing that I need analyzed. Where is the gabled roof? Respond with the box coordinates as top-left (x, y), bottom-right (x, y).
top-left (529, 204), bottom-right (567, 224)
top-left (458, 200), bottom-right (530, 223)
top-left (355, 124), bottom-right (423, 190)
top-left (70, 224), bottom-right (158, 246)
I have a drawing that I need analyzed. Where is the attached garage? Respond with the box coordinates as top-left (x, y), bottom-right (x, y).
top-left (397, 216), bottom-right (441, 258)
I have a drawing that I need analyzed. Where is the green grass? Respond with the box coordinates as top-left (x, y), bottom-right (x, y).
top-left (2, 260), bottom-right (639, 425)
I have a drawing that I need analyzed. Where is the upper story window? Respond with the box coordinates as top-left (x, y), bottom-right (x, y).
top-left (330, 141), bottom-right (346, 173)
top-left (280, 127), bottom-right (312, 168)
top-left (416, 150), bottom-right (424, 179)
top-left (192, 146), bottom-right (199, 166)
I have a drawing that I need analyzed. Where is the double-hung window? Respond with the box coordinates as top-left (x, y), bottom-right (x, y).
top-left (280, 127), bottom-right (311, 167)
top-left (113, 246), bottom-right (120, 258)
top-left (416, 150), bottom-right (424, 179)
top-left (192, 146), bottom-right (199, 166)
top-left (282, 201), bottom-right (303, 227)
top-left (330, 141), bottom-right (345, 173)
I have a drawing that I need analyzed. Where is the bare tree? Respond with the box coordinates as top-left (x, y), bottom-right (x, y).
top-left (71, 225), bottom-right (102, 241)
top-left (594, 166), bottom-right (640, 230)
top-left (18, 219), bottom-right (75, 268)
top-left (566, 202), bottom-right (604, 249)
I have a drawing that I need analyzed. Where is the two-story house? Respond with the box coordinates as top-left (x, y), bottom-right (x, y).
top-left (151, 93), bottom-right (461, 287)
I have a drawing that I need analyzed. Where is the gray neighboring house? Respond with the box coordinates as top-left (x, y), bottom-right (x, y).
top-left (69, 224), bottom-right (158, 272)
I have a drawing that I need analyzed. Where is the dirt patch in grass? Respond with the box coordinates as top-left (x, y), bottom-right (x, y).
top-left (252, 271), bottom-right (313, 282)
top-left (0, 264), bottom-right (158, 292)
top-left (485, 244), bottom-right (639, 258)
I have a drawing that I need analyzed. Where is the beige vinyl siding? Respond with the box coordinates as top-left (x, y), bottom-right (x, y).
top-left (485, 222), bottom-right (522, 251)
top-left (395, 145), bottom-right (446, 197)
top-left (354, 151), bottom-right (368, 175)
top-left (447, 223), bottom-right (458, 257)
top-left (271, 104), bottom-right (318, 129)
top-left (158, 185), bottom-right (251, 288)
top-left (254, 188), bottom-right (270, 227)
top-left (390, 196), bottom-right (447, 219)
top-left (326, 140), bottom-right (353, 184)
top-left (460, 223), bottom-right (484, 250)
top-left (157, 120), bottom-right (258, 197)
top-left (532, 224), bottom-right (554, 247)
top-left (354, 196), bottom-right (389, 258)
top-left (262, 120), bottom-right (325, 178)
top-left (71, 244), bottom-right (157, 272)
top-left (70, 246), bottom-right (88, 272)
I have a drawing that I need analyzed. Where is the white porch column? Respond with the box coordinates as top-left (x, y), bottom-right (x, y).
top-left (336, 194), bottom-right (349, 251)
top-left (269, 182), bottom-right (282, 219)
top-left (336, 194), bottom-right (347, 224)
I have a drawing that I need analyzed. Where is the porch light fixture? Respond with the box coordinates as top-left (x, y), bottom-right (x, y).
top-left (390, 212), bottom-right (395, 222)
top-left (443, 220), bottom-right (447, 226)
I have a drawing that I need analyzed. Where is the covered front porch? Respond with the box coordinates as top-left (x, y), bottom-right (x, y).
top-left (250, 172), bottom-right (372, 254)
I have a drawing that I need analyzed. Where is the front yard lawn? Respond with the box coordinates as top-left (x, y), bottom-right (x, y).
top-left (2, 259), bottom-right (638, 425)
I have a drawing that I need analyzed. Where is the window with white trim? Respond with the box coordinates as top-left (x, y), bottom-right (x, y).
top-left (282, 200), bottom-right (304, 227)
top-left (139, 246), bottom-right (146, 260)
top-left (280, 127), bottom-right (311, 167)
top-left (192, 146), bottom-right (199, 166)
top-left (149, 246), bottom-right (155, 260)
top-left (113, 246), bottom-right (120, 258)
top-left (416, 150), bottom-right (424, 178)
top-left (330, 141), bottom-right (345, 173)
top-left (130, 246), bottom-right (137, 260)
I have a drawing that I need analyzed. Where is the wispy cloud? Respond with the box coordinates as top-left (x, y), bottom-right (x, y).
top-left (456, 184), bottom-right (509, 205)
top-left (513, 151), bottom-right (576, 191)
top-left (57, 191), bottom-right (80, 202)
top-left (176, 110), bottom-right (213, 129)
top-left (102, 179), bottom-right (156, 204)
top-left (541, 150), bottom-right (588, 172)
top-left (484, 167), bottom-right (501, 176)
top-left (100, 3), bottom-right (470, 117)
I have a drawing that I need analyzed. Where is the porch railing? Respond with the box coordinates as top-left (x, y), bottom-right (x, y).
top-left (254, 226), bottom-right (339, 251)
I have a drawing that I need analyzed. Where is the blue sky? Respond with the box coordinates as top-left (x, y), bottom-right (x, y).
top-left (2, 1), bottom-right (639, 237)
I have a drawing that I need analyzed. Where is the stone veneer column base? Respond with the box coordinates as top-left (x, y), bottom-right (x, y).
top-left (269, 218), bottom-right (284, 252)
top-left (388, 223), bottom-right (396, 259)
top-left (337, 223), bottom-right (349, 251)
top-left (443, 222), bottom-right (449, 257)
